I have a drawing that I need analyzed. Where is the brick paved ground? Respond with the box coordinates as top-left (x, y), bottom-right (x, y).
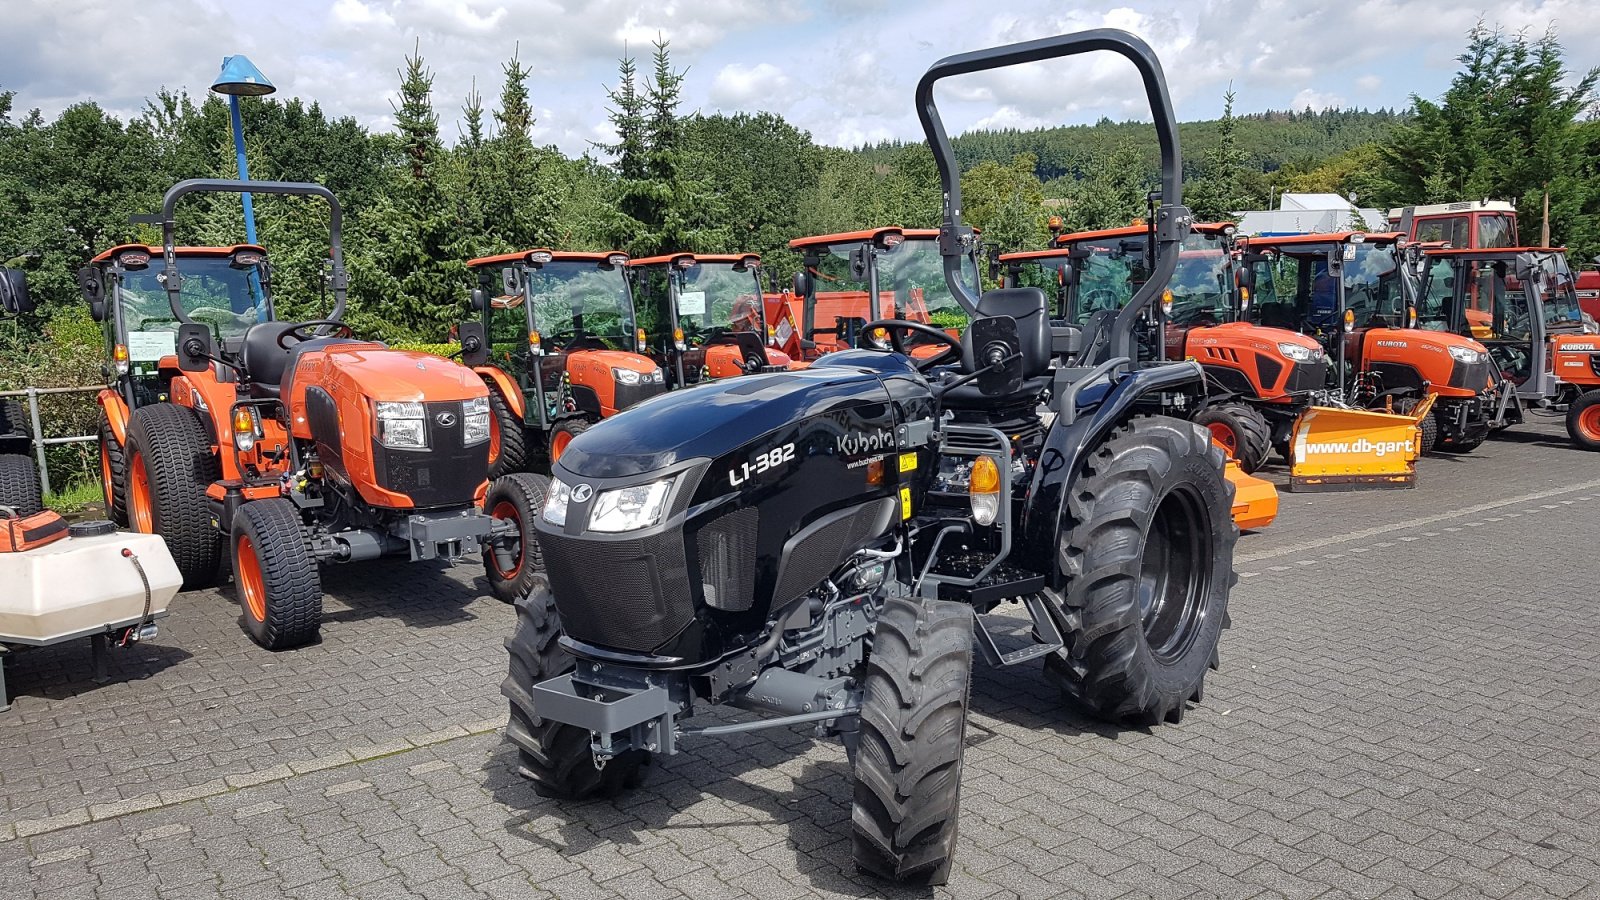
top-left (3, 420), bottom-right (1597, 898)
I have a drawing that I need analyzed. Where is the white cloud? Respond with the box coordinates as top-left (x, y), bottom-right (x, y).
top-left (1291, 88), bottom-right (1345, 111)
top-left (708, 63), bottom-right (795, 110)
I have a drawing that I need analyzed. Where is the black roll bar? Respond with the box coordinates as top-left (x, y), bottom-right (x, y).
top-left (915, 28), bottom-right (1191, 365)
top-left (151, 179), bottom-right (349, 326)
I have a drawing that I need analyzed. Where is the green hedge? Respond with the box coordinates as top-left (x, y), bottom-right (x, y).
top-left (388, 341), bottom-right (456, 357)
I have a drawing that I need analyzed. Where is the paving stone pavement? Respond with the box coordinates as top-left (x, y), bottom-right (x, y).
top-left (2, 420), bottom-right (1597, 898)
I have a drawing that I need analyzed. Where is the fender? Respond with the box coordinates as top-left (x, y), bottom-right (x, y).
top-left (96, 388), bottom-right (131, 445)
top-left (475, 366), bottom-right (524, 419)
top-left (568, 383), bottom-right (603, 419)
top-left (1021, 361), bottom-right (1204, 588)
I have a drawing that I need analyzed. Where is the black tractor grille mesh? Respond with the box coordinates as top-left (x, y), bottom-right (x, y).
top-left (1285, 358), bottom-right (1328, 394)
top-left (615, 381), bottom-right (667, 411)
top-left (1448, 358), bottom-right (1493, 391)
top-left (694, 507), bottom-right (759, 612)
top-left (771, 500), bottom-right (893, 608)
top-left (541, 529), bottom-right (693, 653)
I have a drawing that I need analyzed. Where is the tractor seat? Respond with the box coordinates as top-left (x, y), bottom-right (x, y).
top-left (240, 322), bottom-right (377, 399)
top-left (942, 287), bottom-right (1054, 408)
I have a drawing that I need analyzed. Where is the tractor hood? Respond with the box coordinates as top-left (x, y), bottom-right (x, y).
top-left (1362, 327), bottom-right (1485, 355)
top-left (315, 346), bottom-right (489, 403)
top-left (1200, 321), bottom-right (1321, 353)
top-left (557, 355), bottom-right (911, 479)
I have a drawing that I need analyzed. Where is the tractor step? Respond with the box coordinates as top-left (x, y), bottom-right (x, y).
top-left (972, 592), bottom-right (1064, 668)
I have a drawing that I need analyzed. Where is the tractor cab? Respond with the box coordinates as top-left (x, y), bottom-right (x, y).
top-left (627, 252), bottom-right (794, 388)
top-left (1416, 247), bottom-right (1600, 448)
top-left (82, 244), bottom-right (273, 410)
top-left (463, 249), bottom-right (665, 470)
top-left (784, 227), bottom-right (980, 361)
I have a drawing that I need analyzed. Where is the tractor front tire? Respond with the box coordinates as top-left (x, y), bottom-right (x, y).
top-left (1045, 415), bottom-right (1236, 726)
top-left (99, 418), bottom-right (128, 525)
top-left (125, 404), bottom-right (222, 588)
top-left (1193, 403), bottom-right (1270, 473)
top-left (1396, 398), bottom-right (1438, 454)
top-left (851, 597), bottom-right (974, 886)
top-left (1564, 389), bottom-right (1600, 451)
top-left (231, 499), bottom-right (323, 651)
top-left (484, 472), bottom-right (548, 604)
top-left (548, 418), bottom-right (591, 464)
top-left (502, 580), bottom-right (649, 798)
top-left (0, 454), bottom-right (44, 516)
top-left (486, 387), bottom-right (527, 479)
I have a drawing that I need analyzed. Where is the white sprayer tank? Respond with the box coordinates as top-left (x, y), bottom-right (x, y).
top-left (0, 529), bottom-right (181, 645)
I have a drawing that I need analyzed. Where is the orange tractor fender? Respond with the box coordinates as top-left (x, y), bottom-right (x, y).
top-left (475, 366), bottom-right (525, 419)
top-left (96, 389), bottom-right (130, 445)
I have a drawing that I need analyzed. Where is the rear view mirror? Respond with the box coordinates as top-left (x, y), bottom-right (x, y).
top-left (501, 267), bottom-right (522, 296)
top-left (457, 321), bottom-right (489, 368)
top-left (77, 266), bottom-right (105, 321)
top-left (849, 247), bottom-right (869, 280)
top-left (968, 315), bottom-right (1024, 397)
top-left (176, 323), bottom-right (213, 373)
top-left (470, 288), bottom-right (487, 312)
top-left (790, 271), bottom-right (808, 296)
top-left (0, 268), bottom-right (35, 315)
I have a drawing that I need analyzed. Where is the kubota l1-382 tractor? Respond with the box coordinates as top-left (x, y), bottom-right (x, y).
top-left (105, 180), bottom-right (539, 648)
top-left (499, 29), bottom-right (1237, 885)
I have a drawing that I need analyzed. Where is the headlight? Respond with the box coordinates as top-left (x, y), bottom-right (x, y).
top-left (375, 401), bottom-right (428, 450)
top-left (588, 477), bottom-right (674, 533)
top-left (1448, 345), bottom-right (1486, 364)
top-left (462, 396), bottom-right (490, 446)
top-left (1278, 342), bottom-right (1320, 363)
top-left (614, 367), bottom-right (641, 385)
top-left (542, 478), bottom-right (571, 526)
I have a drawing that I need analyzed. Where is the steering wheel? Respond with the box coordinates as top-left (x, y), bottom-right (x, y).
top-left (278, 320), bottom-right (355, 348)
top-left (861, 319), bottom-right (962, 371)
top-left (1082, 288), bottom-right (1121, 312)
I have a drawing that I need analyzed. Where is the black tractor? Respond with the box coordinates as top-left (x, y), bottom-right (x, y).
top-left (500, 29), bottom-right (1236, 885)
top-left (0, 267), bottom-right (43, 515)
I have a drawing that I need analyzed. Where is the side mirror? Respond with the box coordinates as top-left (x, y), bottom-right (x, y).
top-left (968, 315), bottom-right (1024, 397)
top-left (790, 270), bottom-right (808, 296)
top-left (1, 268), bottom-right (35, 315)
top-left (176, 323), bottom-right (213, 373)
top-left (848, 247), bottom-right (869, 280)
top-left (458, 321), bottom-right (489, 368)
top-left (470, 288), bottom-right (487, 312)
top-left (501, 267), bottom-right (522, 296)
top-left (77, 266), bottom-right (105, 321)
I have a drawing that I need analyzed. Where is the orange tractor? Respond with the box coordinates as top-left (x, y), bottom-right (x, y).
top-left (1415, 245), bottom-right (1600, 449)
top-left (626, 252), bottom-right (795, 387)
top-left (462, 250), bottom-right (665, 475)
top-left (1245, 232), bottom-right (1499, 454)
top-left (781, 227), bottom-right (978, 361)
top-left (86, 179), bottom-right (540, 646)
top-left (1002, 223), bottom-right (1325, 473)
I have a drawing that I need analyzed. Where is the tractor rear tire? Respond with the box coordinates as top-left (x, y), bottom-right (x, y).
top-left (1564, 389), bottom-right (1600, 451)
top-left (0, 454), bottom-right (44, 516)
top-left (231, 498), bottom-right (323, 651)
top-left (548, 418), bottom-right (591, 464)
top-left (1395, 398), bottom-right (1438, 454)
top-left (125, 404), bottom-right (222, 588)
top-left (486, 387), bottom-right (527, 480)
top-left (502, 580), bottom-right (649, 798)
top-left (1193, 403), bottom-right (1270, 473)
top-left (99, 418), bottom-right (128, 526)
top-left (851, 597), bottom-right (974, 886)
top-left (1045, 415), bottom-right (1235, 726)
top-left (484, 472), bottom-right (548, 604)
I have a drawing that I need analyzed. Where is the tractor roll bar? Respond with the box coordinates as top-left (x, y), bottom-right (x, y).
top-left (915, 28), bottom-right (1191, 366)
top-left (149, 179), bottom-right (348, 327)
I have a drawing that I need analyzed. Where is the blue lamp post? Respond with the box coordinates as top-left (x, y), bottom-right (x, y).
top-left (210, 55), bottom-right (276, 244)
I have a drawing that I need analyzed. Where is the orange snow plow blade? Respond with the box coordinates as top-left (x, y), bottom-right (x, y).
top-left (1287, 395), bottom-right (1435, 492)
top-left (1225, 460), bottom-right (1279, 531)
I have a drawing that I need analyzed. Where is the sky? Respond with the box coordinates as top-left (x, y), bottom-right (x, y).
top-left (3, 0), bottom-right (1598, 156)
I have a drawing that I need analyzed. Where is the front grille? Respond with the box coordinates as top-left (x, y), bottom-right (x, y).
top-left (693, 507), bottom-right (759, 612)
top-left (1284, 358), bottom-right (1328, 394)
top-left (1448, 358), bottom-right (1493, 391)
top-left (615, 381), bottom-right (667, 411)
top-left (1255, 353), bottom-right (1283, 392)
top-left (541, 528), bottom-right (694, 653)
top-left (371, 400), bottom-right (487, 508)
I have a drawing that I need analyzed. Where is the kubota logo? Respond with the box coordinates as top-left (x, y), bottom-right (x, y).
top-left (570, 484), bottom-right (594, 502)
top-left (435, 412), bottom-right (456, 427)
top-left (839, 427), bottom-right (895, 456)
top-left (1376, 340), bottom-right (1408, 348)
